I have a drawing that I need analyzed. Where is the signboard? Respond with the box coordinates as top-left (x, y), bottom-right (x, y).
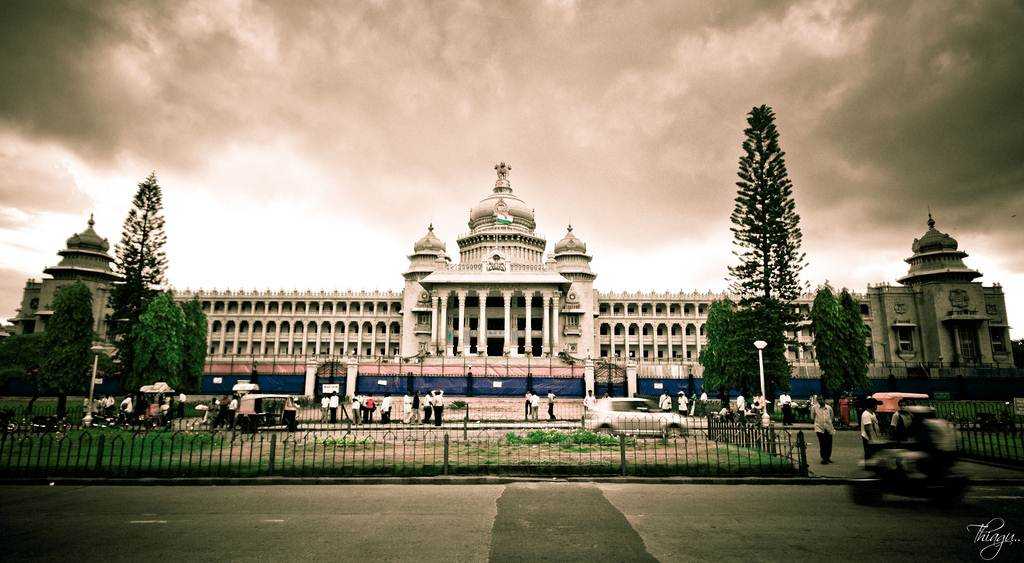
top-left (1014, 398), bottom-right (1024, 417)
top-left (93, 378), bottom-right (103, 385)
top-left (492, 381), bottom-right (503, 388)
top-left (377, 379), bottom-right (388, 386)
top-left (212, 377), bottom-right (223, 384)
top-left (653, 382), bottom-right (664, 390)
top-left (322, 383), bottom-right (340, 394)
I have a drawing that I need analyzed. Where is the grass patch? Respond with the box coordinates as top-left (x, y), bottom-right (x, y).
top-left (503, 429), bottom-right (627, 448)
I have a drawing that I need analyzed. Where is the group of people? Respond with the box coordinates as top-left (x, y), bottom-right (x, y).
top-left (112, 392), bottom-right (185, 428)
top-left (524, 391), bottom-right (557, 421)
top-left (318, 390), bottom-right (448, 426)
top-left (655, 391), bottom-right (694, 415)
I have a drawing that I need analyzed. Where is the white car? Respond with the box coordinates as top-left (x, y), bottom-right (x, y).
top-left (585, 397), bottom-right (687, 435)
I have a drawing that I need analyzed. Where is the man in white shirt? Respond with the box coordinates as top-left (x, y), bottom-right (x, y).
top-left (119, 395), bottom-right (133, 424)
top-left (381, 395), bottom-right (393, 424)
top-left (810, 395), bottom-right (835, 464)
top-left (431, 390), bottom-right (445, 426)
top-left (582, 390), bottom-right (596, 422)
top-left (529, 392), bottom-right (541, 421)
top-left (321, 394), bottom-right (331, 422)
top-left (328, 393), bottom-right (339, 423)
top-left (228, 395), bottom-right (239, 429)
top-left (780, 393), bottom-right (793, 426)
top-left (546, 392), bottom-right (557, 421)
top-left (735, 394), bottom-right (746, 413)
top-left (861, 398), bottom-right (881, 460)
top-left (350, 395), bottom-right (361, 425)
top-left (402, 393), bottom-right (413, 424)
top-left (678, 392), bottom-right (689, 416)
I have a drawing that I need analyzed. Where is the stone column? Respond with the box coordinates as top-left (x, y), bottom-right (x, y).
top-left (552, 293), bottom-right (560, 353)
top-left (667, 325), bottom-right (673, 361)
top-left (430, 295), bottom-right (440, 354)
top-left (355, 323), bottom-right (362, 358)
top-left (303, 358), bottom-right (317, 398)
top-left (218, 322), bottom-right (226, 356)
top-left (524, 292), bottom-right (532, 355)
top-left (478, 291), bottom-right (487, 355)
top-left (502, 290), bottom-right (513, 354)
top-left (313, 325), bottom-right (320, 356)
top-left (624, 324), bottom-right (631, 360)
top-left (626, 360), bottom-right (638, 397)
top-left (542, 293), bottom-right (551, 355)
top-left (440, 293), bottom-right (450, 356)
top-left (457, 290), bottom-right (468, 356)
top-left (246, 323), bottom-right (254, 356)
top-left (695, 324), bottom-right (702, 360)
top-left (610, 325), bottom-right (616, 359)
top-left (345, 356), bottom-right (358, 399)
top-left (328, 323), bottom-right (336, 356)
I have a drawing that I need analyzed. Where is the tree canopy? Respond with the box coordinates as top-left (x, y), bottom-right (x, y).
top-left (0, 333), bottom-right (45, 387)
top-left (131, 292), bottom-right (185, 390)
top-left (179, 298), bottom-right (208, 392)
top-left (40, 282), bottom-right (95, 415)
top-left (811, 285), bottom-right (870, 397)
top-left (108, 172), bottom-right (168, 379)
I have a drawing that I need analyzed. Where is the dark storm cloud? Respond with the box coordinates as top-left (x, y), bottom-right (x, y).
top-left (0, 0), bottom-right (1021, 301)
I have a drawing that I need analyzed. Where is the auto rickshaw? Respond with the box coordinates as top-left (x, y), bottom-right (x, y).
top-left (235, 393), bottom-right (297, 432)
top-left (139, 382), bottom-right (176, 428)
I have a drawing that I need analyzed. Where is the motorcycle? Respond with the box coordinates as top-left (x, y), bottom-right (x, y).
top-left (849, 445), bottom-right (970, 505)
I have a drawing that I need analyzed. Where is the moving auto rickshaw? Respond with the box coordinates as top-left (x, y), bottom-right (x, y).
top-left (870, 392), bottom-right (929, 430)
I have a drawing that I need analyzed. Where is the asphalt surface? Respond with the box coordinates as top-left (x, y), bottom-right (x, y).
top-left (2, 483), bottom-right (1024, 561)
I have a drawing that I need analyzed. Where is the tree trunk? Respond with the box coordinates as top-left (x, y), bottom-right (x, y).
top-left (26, 394), bottom-right (39, 415)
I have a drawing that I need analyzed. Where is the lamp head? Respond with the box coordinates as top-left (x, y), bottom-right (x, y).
top-left (753, 340), bottom-right (768, 350)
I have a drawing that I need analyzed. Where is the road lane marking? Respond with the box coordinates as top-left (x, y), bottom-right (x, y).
top-left (262, 519), bottom-right (285, 523)
top-left (129, 520), bottom-right (167, 524)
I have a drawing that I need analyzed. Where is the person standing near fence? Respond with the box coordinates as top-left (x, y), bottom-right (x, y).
top-left (119, 395), bottom-right (133, 425)
top-left (583, 390), bottom-right (596, 422)
top-left (735, 393), bottom-right (745, 414)
top-left (530, 392), bottom-right (540, 421)
top-left (811, 394), bottom-right (835, 464)
top-left (283, 396), bottom-right (298, 432)
top-left (381, 395), bottom-right (393, 424)
top-left (524, 392), bottom-right (532, 421)
top-left (659, 392), bottom-right (671, 412)
top-left (432, 390), bottom-right (445, 426)
top-left (351, 395), bottom-right (362, 425)
top-left (410, 390), bottom-right (420, 424)
top-left (780, 392), bottom-right (794, 426)
top-left (328, 393), bottom-right (339, 423)
top-left (177, 393), bottom-right (187, 419)
top-left (228, 395), bottom-right (239, 429)
top-left (861, 398), bottom-right (882, 460)
top-left (678, 391), bottom-right (689, 417)
top-left (321, 394), bottom-right (331, 422)
top-left (547, 392), bottom-right (556, 421)
top-left (402, 392), bottom-right (413, 424)
top-left (422, 390), bottom-right (432, 424)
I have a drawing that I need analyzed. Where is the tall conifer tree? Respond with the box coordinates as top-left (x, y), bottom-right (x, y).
top-left (839, 289), bottom-right (870, 392)
top-left (40, 282), bottom-right (95, 417)
top-left (108, 172), bottom-right (168, 378)
top-left (726, 105), bottom-right (805, 395)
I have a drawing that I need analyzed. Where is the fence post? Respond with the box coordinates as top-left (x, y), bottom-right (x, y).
top-left (796, 431), bottom-right (808, 476)
top-left (618, 433), bottom-right (627, 476)
top-left (443, 433), bottom-right (450, 475)
top-left (268, 433), bottom-right (277, 475)
top-left (94, 433), bottom-right (106, 473)
top-left (463, 408), bottom-right (468, 441)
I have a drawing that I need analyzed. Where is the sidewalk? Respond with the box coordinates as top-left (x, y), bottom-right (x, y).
top-left (802, 429), bottom-right (1024, 480)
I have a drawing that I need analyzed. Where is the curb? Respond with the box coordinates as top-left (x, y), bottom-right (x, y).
top-left (4, 476), bottom-right (1024, 487)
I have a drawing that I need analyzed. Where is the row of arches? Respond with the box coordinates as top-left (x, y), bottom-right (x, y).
top-left (203, 300), bottom-right (402, 316)
top-left (211, 319), bottom-right (402, 335)
top-left (598, 322), bottom-right (706, 336)
top-left (598, 302), bottom-right (710, 317)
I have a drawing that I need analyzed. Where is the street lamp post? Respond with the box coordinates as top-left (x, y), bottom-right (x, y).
top-left (754, 340), bottom-right (770, 427)
top-left (83, 344), bottom-right (106, 427)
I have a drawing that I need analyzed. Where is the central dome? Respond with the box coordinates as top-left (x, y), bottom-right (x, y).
top-left (468, 162), bottom-right (536, 231)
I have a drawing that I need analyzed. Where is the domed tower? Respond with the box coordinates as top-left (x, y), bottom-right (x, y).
top-left (401, 224), bottom-right (450, 355)
top-left (458, 162), bottom-right (547, 265)
top-left (898, 213), bottom-right (981, 286)
top-left (552, 225), bottom-right (597, 358)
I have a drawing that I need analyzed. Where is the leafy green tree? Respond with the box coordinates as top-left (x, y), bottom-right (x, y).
top-left (40, 282), bottom-right (95, 417)
top-left (179, 298), bottom-right (208, 392)
top-left (0, 333), bottom-right (46, 407)
top-left (108, 172), bottom-right (168, 379)
top-left (701, 299), bottom-right (790, 400)
top-left (839, 289), bottom-right (870, 393)
top-left (131, 292), bottom-right (185, 390)
top-left (726, 104), bottom-right (806, 398)
top-left (700, 299), bottom-right (738, 396)
top-left (810, 285), bottom-right (844, 397)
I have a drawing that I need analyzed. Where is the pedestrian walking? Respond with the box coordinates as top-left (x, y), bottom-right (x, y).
top-left (678, 391), bottom-right (689, 417)
top-left (321, 394), bottom-right (331, 422)
top-left (177, 393), bottom-right (187, 419)
top-left (582, 390), bottom-right (596, 422)
top-left (529, 392), bottom-right (540, 421)
top-left (780, 392), bottom-right (794, 426)
top-left (524, 392), bottom-right (532, 421)
top-left (810, 394), bottom-right (835, 464)
top-left (228, 395), bottom-right (239, 429)
top-left (282, 396), bottom-right (298, 432)
top-left (381, 395), bottom-right (393, 424)
top-left (735, 393), bottom-right (746, 413)
top-left (329, 393), bottom-right (339, 423)
top-left (411, 390), bottom-right (421, 424)
top-left (658, 392), bottom-right (671, 412)
top-left (547, 392), bottom-right (556, 421)
top-left (364, 396), bottom-right (376, 423)
top-left (119, 395), bottom-right (133, 425)
top-left (422, 390), bottom-right (433, 424)
top-left (861, 397), bottom-right (882, 460)
top-left (432, 390), bottom-right (445, 426)
top-left (402, 392), bottom-right (413, 424)
top-left (351, 395), bottom-right (362, 425)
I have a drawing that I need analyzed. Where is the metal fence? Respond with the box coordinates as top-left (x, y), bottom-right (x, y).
top-left (0, 421), bottom-right (804, 478)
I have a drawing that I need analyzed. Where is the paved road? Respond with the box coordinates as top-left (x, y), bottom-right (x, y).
top-left (3, 483), bottom-right (1023, 561)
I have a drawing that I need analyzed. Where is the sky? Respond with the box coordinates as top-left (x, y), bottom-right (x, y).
top-left (0, 0), bottom-right (1021, 335)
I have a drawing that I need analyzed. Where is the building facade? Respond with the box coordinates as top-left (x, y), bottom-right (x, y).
top-left (6, 163), bottom-right (1016, 394)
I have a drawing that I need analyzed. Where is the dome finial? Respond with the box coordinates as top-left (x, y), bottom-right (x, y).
top-left (428, 222), bottom-right (434, 233)
top-left (88, 212), bottom-right (95, 228)
top-left (927, 208), bottom-right (935, 229)
top-left (567, 223), bottom-right (573, 233)
top-left (493, 161), bottom-right (512, 192)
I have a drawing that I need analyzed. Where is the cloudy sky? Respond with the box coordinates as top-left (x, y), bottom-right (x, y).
top-left (1, 0), bottom-right (1021, 334)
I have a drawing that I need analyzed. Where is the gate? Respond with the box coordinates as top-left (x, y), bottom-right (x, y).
top-left (594, 360), bottom-right (627, 397)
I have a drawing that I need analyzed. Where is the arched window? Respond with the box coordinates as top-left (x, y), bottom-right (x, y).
top-left (211, 320), bottom-right (222, 333)
top-left (390, 321), bottom-right (401, 334)
top-left (225, 321), bottom-right (236, 333)
top-left (350, 302), bottom-right (361, 314)
top-left (309, 302), bottom-right (320, 314)
top-left (296, 302), bottom-right (307, 314)
top-left (337, 302), bottom-right (347, 314)
top-left (268, 302), bottom-right (279, 314)
top-left (614, 324), bottom-right (624, 336)
top-left (322, 302), bottom-right (333, 315)
top-left (227, 301), bottom-right (238, 313)
top-left (684, 303), bottom-right (695, 316)
top-left (628, 325), bottom-right (638, 336)
top-left (686, 324), bottom-right (695, 336)
top-left (348, 321), bottom-right (359, 333)
top-left (627, 303), bottom-right (638, 315)
top-left (282, 302), bottom-right (293, 314)
top-left (600, 324), bottom-right (610, 335)
top-left (254, 302), bottom-right (265, 314)
top-left (241, 302), bottom-right (252, 314)
top-left (334, 321), bottom-right (345, 334)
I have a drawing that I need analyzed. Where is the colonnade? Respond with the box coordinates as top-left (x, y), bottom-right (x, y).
top-left (430, 288), bottom-right (561, 356)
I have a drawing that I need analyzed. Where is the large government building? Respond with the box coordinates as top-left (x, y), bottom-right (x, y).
top-left (5, 163), bottom-right (1017, 397)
